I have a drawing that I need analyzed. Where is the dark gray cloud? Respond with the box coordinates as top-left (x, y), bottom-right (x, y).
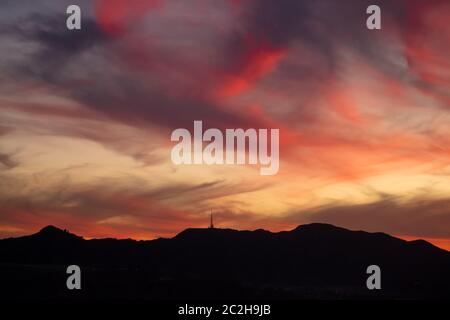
top-left (234, 0), bottom-right (408, 79)
top-left (286, 196), bottom-right (450, 238)
top-left (0, 152), bottom-right (19, 169)
top-left (4, 13), bottom-right (109, 83)
top-left (1, 10), bottom-right (268, 133)
top-left (72, 73), bottom-right (264, 131)
top-left (225, 0), bottom-right (449, 110)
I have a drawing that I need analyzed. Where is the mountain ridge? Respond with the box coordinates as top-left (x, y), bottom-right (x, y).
top-left (0, 223), bottom-right (449, 299)
top-left (5, 223), bottom-right (446, 253)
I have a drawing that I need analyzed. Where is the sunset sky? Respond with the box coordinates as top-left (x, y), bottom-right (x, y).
top-left (0, 0), bottom-right (449, 250)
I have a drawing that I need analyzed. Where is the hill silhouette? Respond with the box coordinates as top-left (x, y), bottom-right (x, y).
top-left (0, 223), bottom-right (449, 299)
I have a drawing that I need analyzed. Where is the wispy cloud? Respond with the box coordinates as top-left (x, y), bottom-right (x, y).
top-left (0, 0), bottom-right (449, 247)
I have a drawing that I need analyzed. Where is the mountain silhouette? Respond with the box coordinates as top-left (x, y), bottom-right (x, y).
top-left (30, 225), bottom-right (83, 241)
top-left (0, 223), bottom-right (449, 299)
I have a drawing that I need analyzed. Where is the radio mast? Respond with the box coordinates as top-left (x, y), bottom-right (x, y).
top-left (209, 210), bottom-right (214, 229)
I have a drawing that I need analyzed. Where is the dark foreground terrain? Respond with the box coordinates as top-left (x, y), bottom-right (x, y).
top-left (0, 223), bottom-right (449, 299)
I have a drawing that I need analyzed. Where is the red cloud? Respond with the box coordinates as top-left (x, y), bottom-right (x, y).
top-left (95, 0), bottom-right (163, 36)
top-left (215, 39), bottom-right (287, 98)
top-left (401, 0), bottom-right (450, 103)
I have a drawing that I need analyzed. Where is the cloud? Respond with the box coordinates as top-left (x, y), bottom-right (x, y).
top-left (2, 11), bottom-right (274, 133)
top-left (95, 0), bottom-right (163, 36)
top-left (0, 168), bottom-right (272, 238)
top-left (0, 152), bottom-right (19, 170)
top-left (215, 38), bottom-right (287, 98)
top-left (286, 195), bottom-right (450, 238)
top-left (4, 0), bottom-right (447, 139)
top-left (227, 0), bottom-right (450, 104)
top-left (0, 0), bottom-right (449, 245)
top-left (2, 13), bottom-right (109, 83)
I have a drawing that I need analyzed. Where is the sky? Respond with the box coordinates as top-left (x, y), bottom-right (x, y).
top-left (0, 0), bottom-right (449, 250)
